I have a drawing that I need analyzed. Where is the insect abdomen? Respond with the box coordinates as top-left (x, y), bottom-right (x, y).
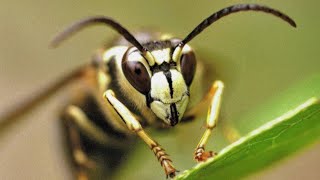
top-left (61, 94), bottom-right (136, 179)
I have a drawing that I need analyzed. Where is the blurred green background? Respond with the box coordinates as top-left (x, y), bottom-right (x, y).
top-left (0, 0), bottom-right (319, 179)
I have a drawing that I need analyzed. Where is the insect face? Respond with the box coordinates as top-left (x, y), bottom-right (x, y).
top-left (122, 41), bottom-right (196, 126)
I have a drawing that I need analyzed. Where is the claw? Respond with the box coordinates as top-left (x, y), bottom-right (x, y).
top-left (194, 147), bottom-right (217, 162)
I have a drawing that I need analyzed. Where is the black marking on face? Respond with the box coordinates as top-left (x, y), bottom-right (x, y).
top-left (146, 92), bottom-right (154, 108)
top-left (163, 70), bottom-right (174, 98)
top-left (142, 40), bottom-right (172, 51)
top-left (170, 103), bottom-right (179, 126)
top-left (150, 62), bottom-right (176, 74)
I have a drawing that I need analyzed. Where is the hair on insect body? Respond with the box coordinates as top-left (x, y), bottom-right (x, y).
top-left (0, 4), bottom-right (296, 179)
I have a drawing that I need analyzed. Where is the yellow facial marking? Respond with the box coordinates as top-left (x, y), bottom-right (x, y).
top-left (172, 46), bottom-right (182, 62)
top-left (144, 51), bottom-right (156, 66)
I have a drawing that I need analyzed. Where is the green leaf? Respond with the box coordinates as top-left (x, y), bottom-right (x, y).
top-left (176, 98), bottom-right (320, 180)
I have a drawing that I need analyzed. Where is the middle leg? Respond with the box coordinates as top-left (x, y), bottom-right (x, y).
top-left (194, 80), bottom-right (224, 162)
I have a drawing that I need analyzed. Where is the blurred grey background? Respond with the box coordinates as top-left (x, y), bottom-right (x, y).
top-left (0, 0), bottom-right (319, 179)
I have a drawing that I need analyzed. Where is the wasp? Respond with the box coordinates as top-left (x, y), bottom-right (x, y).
top-left (0, 4), bottom-right (296, 179)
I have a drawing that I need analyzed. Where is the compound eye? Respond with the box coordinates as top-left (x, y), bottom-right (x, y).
top-left (180, 51), bottom-right (196, 86)
top-left (122, 59), bottom-right (151, 94)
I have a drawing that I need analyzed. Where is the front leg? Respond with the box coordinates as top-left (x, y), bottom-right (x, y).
top-left (194, 80), bottom-right (224, 162)
top-left (104, 90), bottom-right (177, 178)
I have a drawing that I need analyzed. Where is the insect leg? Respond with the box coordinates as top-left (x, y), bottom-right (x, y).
top-left (183, 80), bottom-right (240, 143)
top-left (181, 86), bottom-right (217, 122)
top-left (104, 90), bottom-right (177, 178)
top-left (62, 105), bottom-right (98, 180)
top-left (194, 80), bottom-right (224, 162)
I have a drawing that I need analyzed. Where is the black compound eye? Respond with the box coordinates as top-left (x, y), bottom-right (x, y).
top-left (180, 51), bottom-right (196, 86)
top-left (122, 60), bottom-right (151, 94)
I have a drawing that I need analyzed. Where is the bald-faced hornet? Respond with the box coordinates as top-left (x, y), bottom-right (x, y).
top-left (0, 4), bottom-right (296, 179)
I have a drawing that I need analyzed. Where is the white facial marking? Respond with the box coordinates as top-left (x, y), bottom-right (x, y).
top-left (103, 46), bottom-right (128, 63)
top-left (150, 72), bottom-right (170, 101)
top-left (151, 48), bottom-right (171, 65)
top-left (150, 70), bottom-right (188, 103)
top-left (149, 68), bottom-right (189, 125)
top-left (150, 101), bottom-right (170, 124)
top-left (150, 95), bottom-right (189, 125)
top-left (176, 95), bottom-right (189, 120)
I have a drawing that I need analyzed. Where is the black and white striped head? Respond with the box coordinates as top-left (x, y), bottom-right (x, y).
top-left (122, 40), bottom-right (196, 126)
top-left (51, 4), bottom-right (296, 126)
